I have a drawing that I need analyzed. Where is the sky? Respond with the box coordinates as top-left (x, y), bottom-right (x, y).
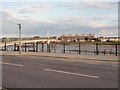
top-left (0, 0), bottom-right (119, 38)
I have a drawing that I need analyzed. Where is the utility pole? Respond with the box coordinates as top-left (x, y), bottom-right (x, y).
top-left (17, 24), bottom-right (21, 55)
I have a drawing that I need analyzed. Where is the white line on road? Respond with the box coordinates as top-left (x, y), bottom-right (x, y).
top-left (44, 68), bottom-right (99, 79)
top-left (0, 62), bottom-right (23, 67)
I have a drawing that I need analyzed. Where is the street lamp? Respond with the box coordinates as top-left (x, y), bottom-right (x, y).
top-left (17, 24), bottom-right (21, 55)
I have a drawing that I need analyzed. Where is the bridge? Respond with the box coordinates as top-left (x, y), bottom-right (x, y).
top-left (0, 38), bottom-right (61, 47)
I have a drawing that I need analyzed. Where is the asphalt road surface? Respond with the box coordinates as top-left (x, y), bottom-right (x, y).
top-left (2, 55), bottom-right (118, 88)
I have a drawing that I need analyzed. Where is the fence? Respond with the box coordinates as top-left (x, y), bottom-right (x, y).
top-left (1, 42), bottom-right (120, 56)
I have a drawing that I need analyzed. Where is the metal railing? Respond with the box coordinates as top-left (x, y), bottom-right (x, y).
top-left (1, 42), bottom-right (120, 56)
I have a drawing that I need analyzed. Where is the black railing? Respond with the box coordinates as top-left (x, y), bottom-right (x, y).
top-left (1, 42), bottom-right (120, 56)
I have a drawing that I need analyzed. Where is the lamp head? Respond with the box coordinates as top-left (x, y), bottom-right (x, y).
top-left (17, 24), bottom-right (21, 30)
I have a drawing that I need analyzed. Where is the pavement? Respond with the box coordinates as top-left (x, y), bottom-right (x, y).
top-left (1, 51), bottom-right (119, 62)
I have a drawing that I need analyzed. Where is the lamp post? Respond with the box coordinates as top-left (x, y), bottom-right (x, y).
top-left (17, 24), bottom-right (21, 55)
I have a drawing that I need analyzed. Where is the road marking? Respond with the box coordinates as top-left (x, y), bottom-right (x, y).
top-left (0, 62), bottom-right (23, 67)
top-left (44, 68), bottom-right (99, 79)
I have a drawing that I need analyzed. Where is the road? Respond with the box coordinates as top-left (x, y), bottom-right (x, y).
top-left (2, 55), bottom-right (118, 88)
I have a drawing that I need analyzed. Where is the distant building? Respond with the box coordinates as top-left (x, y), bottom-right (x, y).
top-left (98, 37), bottom-right (120, 42)
top-left (33, 36), bottom-right (40, 39)
top-left (59, 33), bottom-right (95, 42)
top-left (2, 37), bottom-right (19, 42)
top-left (108, 37), bottom-right (119, 42)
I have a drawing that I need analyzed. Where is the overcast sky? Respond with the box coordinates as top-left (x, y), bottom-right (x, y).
top-left (0, 0), bottom-right (119, 38)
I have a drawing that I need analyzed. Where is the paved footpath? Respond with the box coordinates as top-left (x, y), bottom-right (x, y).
top-left (1, 51), bottom-right (119, 62)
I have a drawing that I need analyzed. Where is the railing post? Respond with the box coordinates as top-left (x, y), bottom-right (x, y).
top-left (115, 43), bottom-right (117, 56)
top-left (85, 50), bottom-right (87, 54)
top-left (94, 49), bottom-right (95, 54)
top-left (47, 44), bottom-right (48, 52)
top-left (4, 43), bottom-right (6, 51)
top-left (17, 45), bottom-right (19, 51)
top-left (48, 43), bottom-right (51, 53)
top-left (33, 43), bottom-right (35, 52)
top-left (63, 42), bottom-right (65, 53)
top-left (41, 43), bottom-right (44, 52)
top-left (54, 43), bottom-right (56, 53)
top-left (36, 42), bottom-right (38, 52)
top-left (110, 49), bottom-right (112, 55)
top-left (47, 43), bottom-right (50, 53)
top-left (14, 43), bottom-right (16, 51)
top-left (96, 43), bottom-right (99, 55)
top-left (104, 49), bottom-right (106, 55)
top-left (25, 43), bottom-right (27, 52)
top-left (78, 42), bottom-right (81, 54)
